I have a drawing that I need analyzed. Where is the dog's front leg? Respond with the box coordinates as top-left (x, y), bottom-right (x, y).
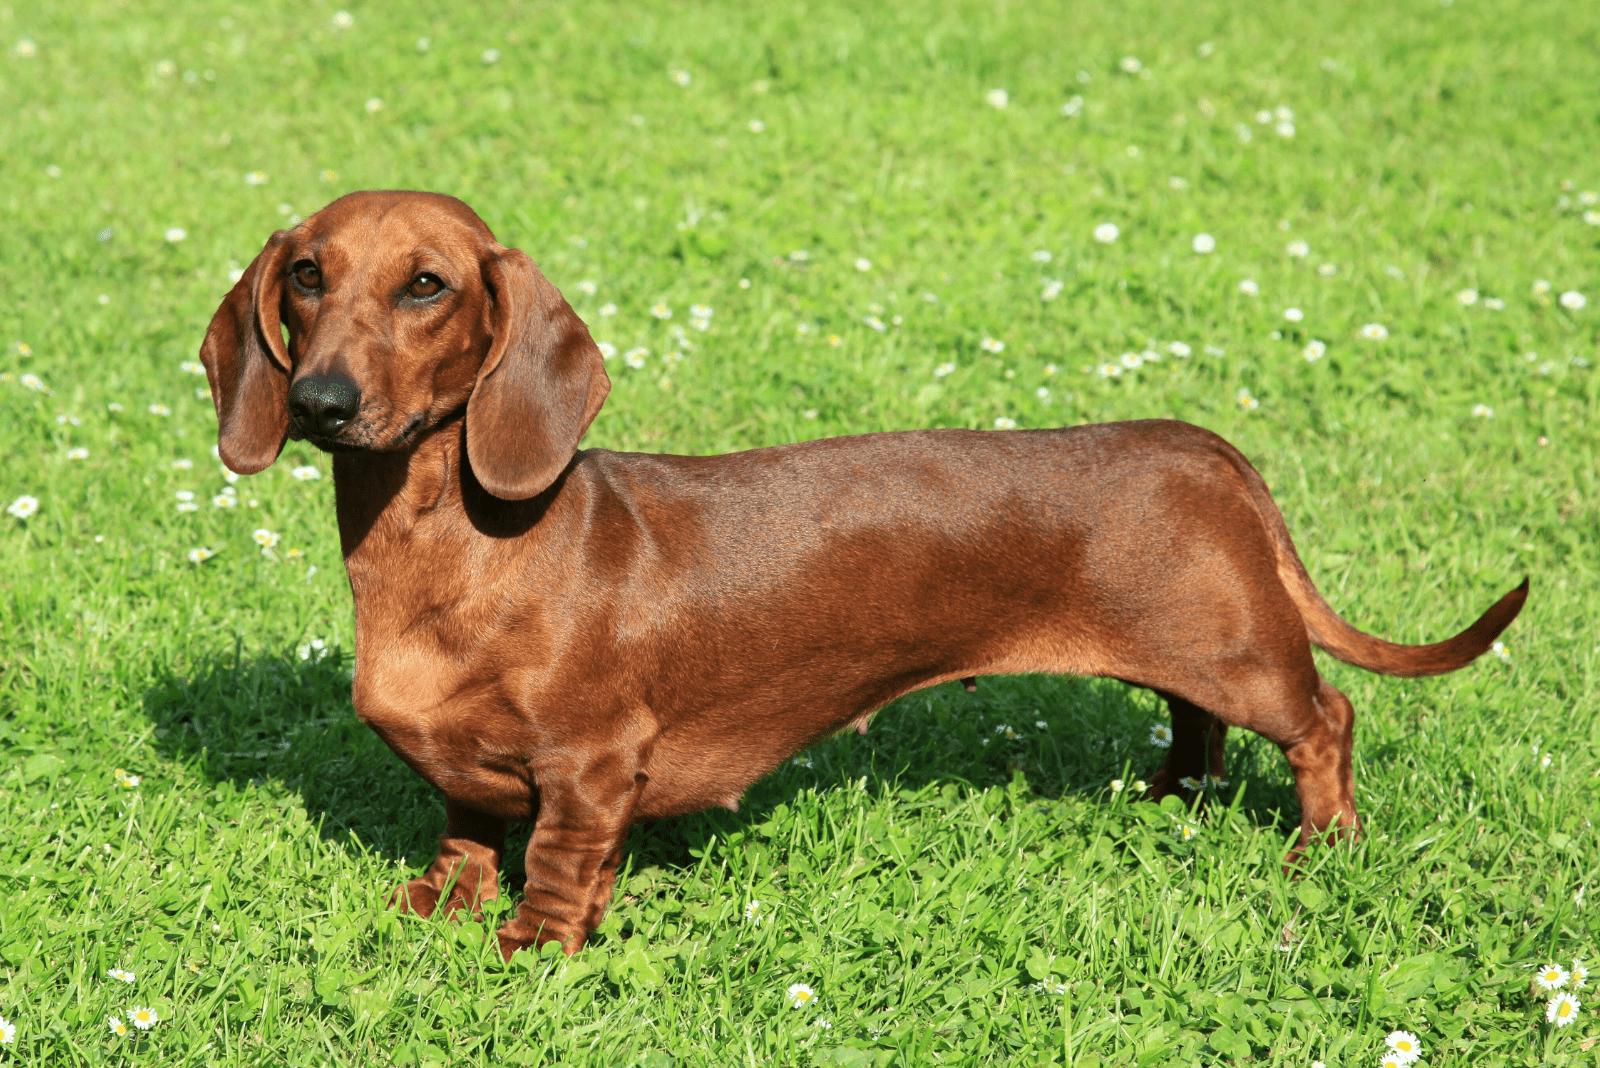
top-left (392, 799), bottom-right (506, 920)
top-left (495, 757), bottom-right (646, 959)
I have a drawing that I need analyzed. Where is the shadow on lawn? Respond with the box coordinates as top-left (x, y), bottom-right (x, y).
top-left (142, 648), bottom-right (1302, 892)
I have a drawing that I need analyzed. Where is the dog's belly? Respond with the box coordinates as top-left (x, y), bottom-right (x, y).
top-left (631, 629), bottom-right (1106, 820)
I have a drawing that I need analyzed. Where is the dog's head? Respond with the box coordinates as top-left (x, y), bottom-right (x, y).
top-left (198, 190), bottom-right (610, 500)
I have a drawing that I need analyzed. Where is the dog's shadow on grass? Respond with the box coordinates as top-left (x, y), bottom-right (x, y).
top-left (142, 648), bottom-right (1302, 892)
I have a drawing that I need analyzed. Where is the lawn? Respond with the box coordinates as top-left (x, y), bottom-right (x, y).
top-left (1, 0), bottom-right (1597, 1064)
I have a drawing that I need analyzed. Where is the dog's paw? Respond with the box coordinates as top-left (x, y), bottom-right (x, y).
top-left (390, 878), bottom-right (443, 919)
top-left (496, 912), bottom-right (585, 960)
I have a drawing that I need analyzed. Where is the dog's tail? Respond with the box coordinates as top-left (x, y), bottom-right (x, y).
top-left (1227, 442), bottom-right (1528, 678)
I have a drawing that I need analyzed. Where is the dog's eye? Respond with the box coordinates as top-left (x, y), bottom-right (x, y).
top-left (407, 274), bottom-right (445, 299)
top-left (292, 262), bottom-right (322, 289)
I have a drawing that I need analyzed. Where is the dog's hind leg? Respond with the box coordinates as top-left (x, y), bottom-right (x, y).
top-left (1178, 670), bottom-right (1359, 860)
top-left (1274, 676), bottom-right (1359, 860)
top-left (391, 799), bottom-right (506, 919)
top-left (1145, 693), bottom-right (1229, 801)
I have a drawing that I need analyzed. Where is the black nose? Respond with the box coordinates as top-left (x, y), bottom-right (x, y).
top-left (288, 372), bottom-right (361, 437)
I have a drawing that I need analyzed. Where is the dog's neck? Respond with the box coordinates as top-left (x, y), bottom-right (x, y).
top-left (331, 418), bottom-right (463, 563)
top-left (329, 417), bottom-right (573, 604)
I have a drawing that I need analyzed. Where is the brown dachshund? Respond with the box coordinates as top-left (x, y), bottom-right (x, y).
top-left (199, 191), bottom-right (1526, 958)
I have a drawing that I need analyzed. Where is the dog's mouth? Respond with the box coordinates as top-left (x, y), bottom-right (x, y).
top-left (289, 410), bottom-right (430, 454)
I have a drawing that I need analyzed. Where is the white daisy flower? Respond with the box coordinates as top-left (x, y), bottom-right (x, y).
top-left (1537, 964), bottom-right (1571, 991)
top-left (1097, 363), bottom-right (1122, 378)
top-left (212, 492), bottom-right (236, 508)
top-left (253, 529), bottom-right (279, 550)
top-left (290, 466), bottom-right (321, 481)
top-left (1303, 339), bottom-right (1326, 362)
top-left (1036, 387), bottom-right (1050, 400)
top-left (993, 417), bottom-right (1016, 429)
top-left (599, 302), bottom-right (617, 317)
top-left (107, 1013), bottom-right (129, 1037)
top-left (1275, 121), bottom-right (1295, 138)
top-left (1149, 724), bottom-right (1173, 748)
top-left (853, 257), bottom-right (872, 272)
top-left (165, 227), bottom-right (187, 243)
top-left (1109, 779), bottom-right (1125, 792)
top-left (1560, 290), bottom-right (1587, 310)
top-left (1283, 307), bottom-right (1304, 322)
top-left (482, 49), bottom-right (501, 65)
top-left (934, 362), bottom-right (955, 378)
top-left (127, 1006), bottom-right (159, 1030)
top-left (1456, 288), bottom-right (1479, 306)
top-left (1385, 1030), bottom-right (1421, 1063)
top-left (864, 315), bottom-right (886, 332)
top-left (298, 638), bottom-right (327, 661)
top-left (1533, 279), bottom-right (1552, 295)
top-left (1031, 249), bottom-right (1053, 262)
top-left (1060, 96), bottom-right (1084, 117)
top-left (67, 446), bottom-right (89, 460)
top-left (994, 724), bottom-right (1019, 738)
top-left (985, 88), bottom-right (1009, 109)
top-left (1359, 323), bottom-right (1389, 340)
top-left (1192, 233), bottom-right (1216, 254)
top-left (1178, 776), bottom-right (1204, 790)
top-left (1168, 341), bottom-right (1192, 357)
top-left (1119, 352), bottom-right (1143, 370)
top-left (332, 10), bottom-right (354, 28)
top-left (1571, 960), bottom-right (1589, 988)
top-left (1286, 240), bottom-right (1309, 257)
top-left (149, 404), bottom-right (171, 416)
top-left (7, 495), bottom-right (39, 519)
top-left (1471, 403), bottom-right (1494, 418)
top-left (1547, 991), bottom-right (1580, 1026)
top-left (787, 982), bottom-right (816, 1008)
top-left (1093, 222), bottom-right (1120, 243)
top-left (0, 1015), bottom-right (13, 1044)
top-left (1041, 279), bottom-right (1065, 300)
top-left (107, 967), bottom-right (136, 983)
top-left (981, 337), bottom-right (1005, 353)
top-left (1238, 279), bottom-right (1259, 296)
top-left (187, 547), bottom-right (215, 563)
top-left (669, 68), bottom-right (690, 86)
top-left (1236, 388), bottom-right (1260, 410)
top-left (650, 303), bottom-right (672, 319)
top-left (20, 372), bottom-right (45, 391)
top-left (1177, 823), bottom-right (1199, 841)
top-left (1118, 56), bottom-right (1142, 73)
top-left (748, 119), bottom-right (765, 132)
top-left (597, 341), bottom-right (617, 359)
top-left (1317, 262), bottom-right (1338, 276)
top-left (744, 900), bottom-right (764, 924)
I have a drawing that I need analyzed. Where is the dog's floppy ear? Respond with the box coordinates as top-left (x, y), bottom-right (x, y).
top-left (466, 248), bottom-right (611, 500)
top-left (199, 231), bottom-right (294, 474)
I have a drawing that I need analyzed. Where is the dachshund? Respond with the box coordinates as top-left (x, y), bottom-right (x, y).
top-left (199, 190), bottom-right (1526, 957)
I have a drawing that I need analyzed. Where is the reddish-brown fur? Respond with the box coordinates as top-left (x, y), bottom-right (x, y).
top-left (200, 191), bottom-right (1527, 959)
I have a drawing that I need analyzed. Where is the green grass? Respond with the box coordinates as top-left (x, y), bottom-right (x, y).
top-left (2, 0), bottom-right (1598, 1063)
